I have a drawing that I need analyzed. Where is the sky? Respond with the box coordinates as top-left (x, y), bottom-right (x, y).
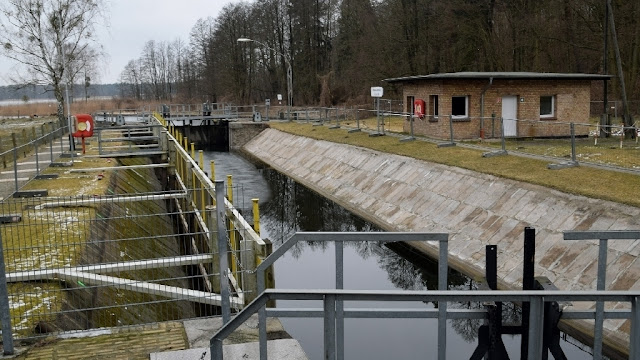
top-left (0, 0), bottom-right (241, 85)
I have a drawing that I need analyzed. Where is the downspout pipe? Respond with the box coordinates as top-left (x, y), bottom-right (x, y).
top-left (480, 77), bottom-right (494, 140)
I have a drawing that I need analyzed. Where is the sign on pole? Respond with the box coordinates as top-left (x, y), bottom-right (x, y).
top-left (370, 87), bottom-right (384, 98)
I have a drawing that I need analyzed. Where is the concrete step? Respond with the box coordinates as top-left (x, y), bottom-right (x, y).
top-left (149, 339), bottom-right (308, 360)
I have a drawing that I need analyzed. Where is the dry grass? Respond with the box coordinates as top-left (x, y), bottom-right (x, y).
top-left (0, 98), bottom-right (162, 117)
top-left (270, 122), bottom-right (640, 208)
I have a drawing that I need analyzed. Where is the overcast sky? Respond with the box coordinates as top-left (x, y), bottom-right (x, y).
top-left (0, 0), bottom-right (241, 85)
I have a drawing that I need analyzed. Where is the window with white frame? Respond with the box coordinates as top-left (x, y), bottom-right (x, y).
top-left (451, 95), bottom-right (469, 119)
top-left (540, 95), bottom-right (555, 118)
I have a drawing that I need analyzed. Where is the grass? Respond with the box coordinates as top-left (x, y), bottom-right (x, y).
top-left (0, 118), bottom-right (117, 338)
top-left (269, 122), bottom-right (640, 208)
top-left (1, 141), bottom-right (116, 337)
top-left (471, 137), bottom-right (640, 169)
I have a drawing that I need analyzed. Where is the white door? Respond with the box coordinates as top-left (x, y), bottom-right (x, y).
top-left (502, 96), bottom-right (518, 137)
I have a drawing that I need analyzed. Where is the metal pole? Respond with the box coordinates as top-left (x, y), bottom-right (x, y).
top-left (49, 124), bottom-right (54, 163)
top-left (594, 239), bottom-right (608, 360)
top-left (376, 99), bottom-right (381, 133)
top-left (35, 138), bottom-right (40, 176)
top-left (438, 239), bottom-right (448, 360)
top-left (59, 126), bottom-right (64, 154)
top-left (448, 115), bottom-right (455, 144)
top-left (336, 241), bottom-right (344, 360)
top-left (287, 60), bottom-right (293, 122)
top-left (0, 231), bottom-right (14, 355)
top-left (12, 147), bottom-right (18, 193)
top-left (409, 113), bottom-right (415, 139)
top-left (258, 263), bottom-right (267, 359)
top-left (570, 123), bottom-right (577, 163)
top-left (521, 227), bottom-right (536, 359)
top-left (500, 117), bottom-right (507, 152)
top-left (602, 0), bottom-right (609, 138)
top-left (527, 296), bottom-right (544, 360)
top-left (324, 294), bottom-right (337, 360)
top-left (631, 296), bottom-right (640, 360)
top-left (215, 180), bottom-right (231, 324)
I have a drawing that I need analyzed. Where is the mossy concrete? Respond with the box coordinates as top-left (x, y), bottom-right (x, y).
top-left (244, 128), bottom-right (640, 359)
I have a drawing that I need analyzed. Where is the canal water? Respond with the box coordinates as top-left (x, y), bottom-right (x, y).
top-left (204, 151), bottom-right (591, 360)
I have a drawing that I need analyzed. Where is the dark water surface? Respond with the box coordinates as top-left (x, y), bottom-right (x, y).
top-left (203, 151), bottom-right (590, 360)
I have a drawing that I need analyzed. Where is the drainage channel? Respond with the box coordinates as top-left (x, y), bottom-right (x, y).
top-left (204, 151), bottom-right (593, 360)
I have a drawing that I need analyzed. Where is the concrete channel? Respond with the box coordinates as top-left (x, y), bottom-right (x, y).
top-left (243, 127), bottom-right (640, 359)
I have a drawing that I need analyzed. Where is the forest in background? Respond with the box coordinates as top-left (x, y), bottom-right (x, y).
top-left (109, 1), bottom-right (640, 108)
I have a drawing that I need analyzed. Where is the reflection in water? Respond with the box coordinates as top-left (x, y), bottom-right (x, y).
top-left (205, 151), bottom-right (589, 359)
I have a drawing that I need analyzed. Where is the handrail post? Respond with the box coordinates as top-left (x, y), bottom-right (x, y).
top-left (594, 238), bottom-right (608, 360)
top-left (34, 136), bottom-right (40, 176)
top-left (258, 257), bottom-right (267, 359)
top-left (12, 145), bottom-right (18, 193)
top-left (336, 241), bottom-right (344, 360)
top-left (527, 296), bottom-right (544, 359)
top-left (449, 115), bottom-right (454, 144)
top-left (570, 123), bottom-right (577, 163)
top-left (500, 117), bottom-right (506, 152)
top-left (438, 237), bottom-right (448, 360)
top-left (252, 199), bottom-right (260, 235)
top-left (215, 180), bottom-right (231, 324)
top-left (631, 296), bottom-right (640, 360)
top-left (0, 231), bottom-right (14, 355)
top-left (324, 294), bottom-right (337, 360)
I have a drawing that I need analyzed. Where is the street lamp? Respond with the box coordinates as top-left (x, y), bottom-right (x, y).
top-left (237, 37), bottom-right (293, 121)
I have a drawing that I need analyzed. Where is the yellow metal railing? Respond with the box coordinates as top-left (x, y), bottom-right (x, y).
top-left (152, 112), bottom-right (270, 304)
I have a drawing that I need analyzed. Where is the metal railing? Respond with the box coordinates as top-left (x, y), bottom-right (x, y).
top-left (0, 112), bottom-right (270, 354)
top-left (271, 106), bottom-right (640, 173)
top-left (563, 230), bottom-right (640, 360)
top-left (0, 122), bottom-right (70, 196)
top-left (210, 288), bottom-right (640, 360)
top-left (253, 232), bottom-right (449, 360)
top-left (156, 112), bottom-right (271, 307)
top-left (96, 124), bottom-right (164, 156)
top-left (207, 230), bottom-right (640, 359)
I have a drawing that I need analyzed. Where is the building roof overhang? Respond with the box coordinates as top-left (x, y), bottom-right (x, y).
top-left (383, 72), bottom-right (613, 83)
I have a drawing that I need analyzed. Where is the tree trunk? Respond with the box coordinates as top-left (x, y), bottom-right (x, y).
top-left (54, 85), bottom-right (65, 129)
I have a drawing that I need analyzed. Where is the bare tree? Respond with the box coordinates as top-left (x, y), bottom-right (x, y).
top-left (0, 0), bottom-right (105, 126)
top-left (119, 59), bottom-right (142, 100)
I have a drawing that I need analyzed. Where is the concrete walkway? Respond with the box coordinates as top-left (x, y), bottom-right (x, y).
top-left (0, 137), bottom-right (72, 200)
top-left (6, 316), bottom-right (306, 360)
top-left (244, 128), bottom-right (640, 356)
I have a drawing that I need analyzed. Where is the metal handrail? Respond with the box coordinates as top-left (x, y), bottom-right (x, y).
top-left (564, 230), bottom-right (640, 360)
top-left (254, 232), bottom-right (449, 360)
top-left (210, 289), bottom-right (640, 360)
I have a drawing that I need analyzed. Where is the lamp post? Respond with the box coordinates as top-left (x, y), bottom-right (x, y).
top-left (237, 37), bottom-right (292, 121)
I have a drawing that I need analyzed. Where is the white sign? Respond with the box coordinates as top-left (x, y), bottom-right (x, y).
top-left (370, 87), bottom-right (384, 98)
top-left (277, 94), bottom-right (283, 101)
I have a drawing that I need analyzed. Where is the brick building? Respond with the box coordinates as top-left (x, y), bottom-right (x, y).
top-left (384, 72), bottom-right (611, 140)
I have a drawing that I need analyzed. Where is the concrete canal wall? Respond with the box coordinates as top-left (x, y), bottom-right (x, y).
top-left (244, 128), bottom-right (640, 357)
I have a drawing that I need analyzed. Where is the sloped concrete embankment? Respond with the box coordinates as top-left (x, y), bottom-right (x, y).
top-left (244, 128), bottom-right (640, 358)
top-left (57, 156), bottom-right (196, 332)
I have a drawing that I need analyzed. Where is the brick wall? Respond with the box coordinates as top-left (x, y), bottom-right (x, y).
top-left (402, 79), bottom-right (592, 140)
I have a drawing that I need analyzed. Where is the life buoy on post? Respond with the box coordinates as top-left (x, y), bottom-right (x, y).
top-left (72, 114), bottom-right (94, 154)
top-left (414, 99), bottom-right (426, 119)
